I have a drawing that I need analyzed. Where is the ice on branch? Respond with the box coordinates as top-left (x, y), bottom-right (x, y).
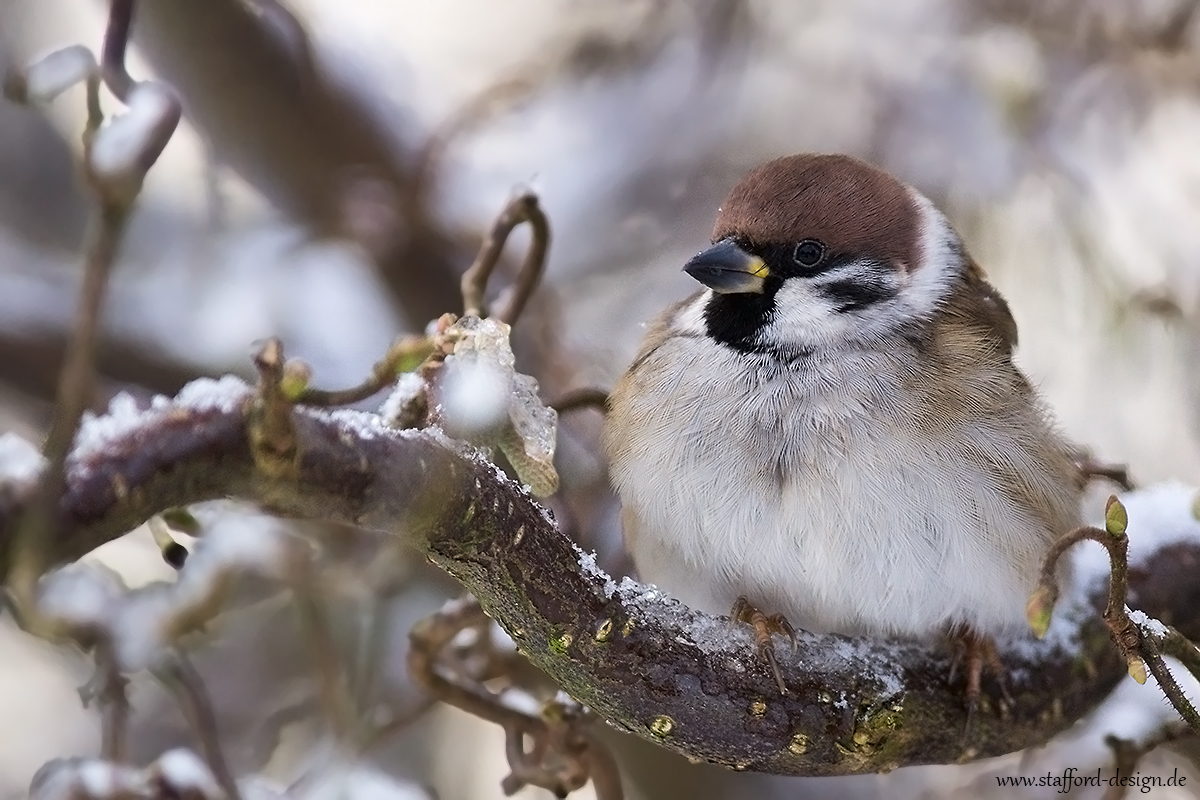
top-left (434, 316), bottom-right (559, 496)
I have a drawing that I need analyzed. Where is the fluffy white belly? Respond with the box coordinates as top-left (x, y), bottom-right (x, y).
top-left (608, 346), bottom-right (1048, 641)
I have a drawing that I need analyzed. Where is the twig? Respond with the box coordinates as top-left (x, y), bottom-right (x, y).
top-left (408, 597), bottom-right (623, 799)
top-left (289, 335), bottom-right (434, 407)
top-left (1031, 496), bottom-right (1200, 733)
top-left (294, 588), bottom-right (354, 741)
top-left (356, 697), bottom-right (437, 754)
top-left (460, 193), bottom-right (551, 325)
top-left (161, 652), bottom-right (242, 800)
top-left (100, 0), bottom-right (136, 101)
top-left (1077, 457), bottom-right (1136, 492)
top-left (88, 641), bottom-right (130, 762)
top-left (551, 388), bottom-right (610, 416)
top-left (1103, 727), bottom-right (1193, 800)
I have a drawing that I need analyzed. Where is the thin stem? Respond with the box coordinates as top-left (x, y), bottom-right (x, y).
top-left (95, 642), bottom-right (130, 762)
top-left (100, 0), bottom-right (136, 101)
top-left (294, 589), bottom-right (353, 740)
top-left (163, 653), bottom-right (242, 800)
top-left (294, 335), bottom-right (433, 407)
top-left (8, 204), bottom-right (129, 611)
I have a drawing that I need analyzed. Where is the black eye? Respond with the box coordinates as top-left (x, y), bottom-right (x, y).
top-left (792, 239), bottom-right (826, 268)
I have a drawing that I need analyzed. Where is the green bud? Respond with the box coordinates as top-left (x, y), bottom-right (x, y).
top-left (1104, 495), bottom-right (1128, 537)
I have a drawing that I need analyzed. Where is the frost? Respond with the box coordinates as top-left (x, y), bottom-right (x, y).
top-left (71, 392), bottom-right (143, 467)
top-left (509, 372), bottom-right (557, 470)
top-left (575, 546), bottom-right (618, 597)
top-left (19, 45), bottom-right (97, 104)
top-left (0, 432), bottom-right (45, 485)
top-left (30, 751), bottom-right (222, 800)
top-left (1128, 607), bottom-right (1170, 638)
top-left (149, 750), bottom-right (222, 800)
top-left (379, 372), bottom-right (426, 427)
top-left (175, 375), bottom-right (252, 413)
top-left (321, 407), bottom-right (394, 441)
top-left (68, 378), bottom-right (250, 479)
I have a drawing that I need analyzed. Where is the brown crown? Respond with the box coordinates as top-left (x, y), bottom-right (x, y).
top-left (712, 154), bottom-right (920, 273)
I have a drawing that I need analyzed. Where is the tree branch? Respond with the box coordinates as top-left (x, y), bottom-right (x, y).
top-left (1, 374), bottom-right (1178, 776)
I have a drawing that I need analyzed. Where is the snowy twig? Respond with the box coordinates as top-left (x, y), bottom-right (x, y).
top-left (1029, 496), bottom-right (1200, 734)
top-left (407, 596), bottom-right (623, 800)
top-left (460, 193), bottom-right (551, 324)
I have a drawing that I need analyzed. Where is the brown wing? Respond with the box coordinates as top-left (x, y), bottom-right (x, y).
top-left (956, 259), bottom-right (1019, 356)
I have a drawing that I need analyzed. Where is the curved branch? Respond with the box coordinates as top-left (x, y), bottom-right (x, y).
top-left (1, 380), bottom-right (1191, 776)
top-left (460, 193), bottom-right (550, 324)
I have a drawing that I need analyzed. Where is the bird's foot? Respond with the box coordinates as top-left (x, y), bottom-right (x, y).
top-left (730, 596), bottom-right (796, 694)
top-left (947, 626), bottom-right (1011, 733)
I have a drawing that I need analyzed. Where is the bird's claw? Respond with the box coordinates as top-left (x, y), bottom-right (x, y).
top-left (730, 596), bottom-right (795, 694)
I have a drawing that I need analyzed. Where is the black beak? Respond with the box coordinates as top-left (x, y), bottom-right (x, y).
top-left (683, 239), bottom-right (770, 294)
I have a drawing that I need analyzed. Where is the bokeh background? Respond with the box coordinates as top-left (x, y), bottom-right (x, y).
top-left (4, 0), bottom-right (1200, 798)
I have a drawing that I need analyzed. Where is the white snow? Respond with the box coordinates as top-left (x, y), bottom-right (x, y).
top-left (66, 378), bottom-right (250, 479)
top-left (88, 82), bottom-right (178, 184)
top-left (0, 432), bottom-right (46, 485)
top-left (151, 750), bottom-right (222, 799)
top-left (36, 563), bottom-right (126, 630)
top-left (378, 372), bottom-right (427, 426)
top-left (175, 376), bottom-right (252, 413)
top-left (1129, 607), bottom-right (1171, 638)
top-left (19, 45), bottom-right (97, 104)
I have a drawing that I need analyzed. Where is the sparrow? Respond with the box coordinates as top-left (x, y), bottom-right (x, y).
top-left (602, 153), bottom-right (1082, 703)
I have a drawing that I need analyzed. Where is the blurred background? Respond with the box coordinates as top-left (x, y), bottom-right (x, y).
top-left (4, 0), bottom-right (1200, 798)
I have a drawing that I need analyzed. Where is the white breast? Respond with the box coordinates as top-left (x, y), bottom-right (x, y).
top-left (605, 316), bottom-right (1054, 642)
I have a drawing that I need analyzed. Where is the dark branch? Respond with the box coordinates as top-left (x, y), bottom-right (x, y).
top-left (2, 378), bottom-right (1183, 776)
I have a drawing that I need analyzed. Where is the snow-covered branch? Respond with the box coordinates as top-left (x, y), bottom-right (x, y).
top-left (4, 368), bottom-right (1195, 776)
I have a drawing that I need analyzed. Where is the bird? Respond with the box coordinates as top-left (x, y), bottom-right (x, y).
top-left (602, 153), bottom-right (1083, 704)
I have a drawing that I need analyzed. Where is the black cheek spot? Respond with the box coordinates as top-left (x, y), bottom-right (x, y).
top-left (821, 280), bottom-right (896, 313)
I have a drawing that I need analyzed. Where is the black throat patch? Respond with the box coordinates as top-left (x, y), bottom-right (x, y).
top-left (702, 283), bottom-right (781, 356)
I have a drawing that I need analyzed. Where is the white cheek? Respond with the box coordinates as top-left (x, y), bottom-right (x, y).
top-left (759, 281), bottom-right (847, 350)
top-left (905, 189), bottom-right (960, 317)
top-left (673, 291), bottom-right (711, 335)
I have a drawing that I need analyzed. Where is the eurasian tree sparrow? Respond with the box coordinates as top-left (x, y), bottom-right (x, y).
top-left (603, 154), bottom-right (1082, 701)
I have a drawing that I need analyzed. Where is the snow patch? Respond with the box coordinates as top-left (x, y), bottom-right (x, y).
top-left (379, 372), bottom-right (427, 426)
top-left (0, 432), bottom-right (46, 485)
